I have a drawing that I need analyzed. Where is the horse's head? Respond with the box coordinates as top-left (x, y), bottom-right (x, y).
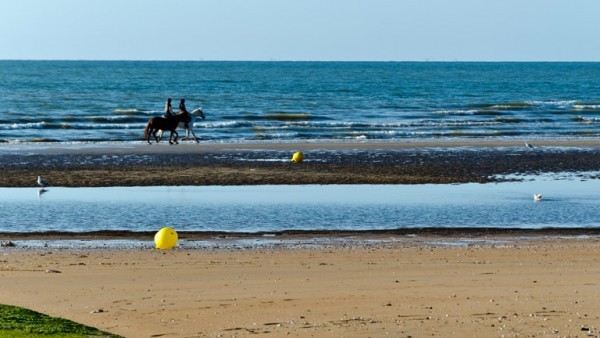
top-left (191, 108), bottom-right (206, 120)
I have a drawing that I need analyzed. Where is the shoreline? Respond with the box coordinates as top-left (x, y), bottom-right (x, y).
top-left (1, 139), bottom-right (600, 186)
top-left (4, 227), bottom-right (600, 240)
top-left (2, 229), bottom-right (600, 251)
top-left (1, 138), bottom-right (600, 154)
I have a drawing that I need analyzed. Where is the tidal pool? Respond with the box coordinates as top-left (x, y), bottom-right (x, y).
top-left (1, 179), bottom-right (599, 233)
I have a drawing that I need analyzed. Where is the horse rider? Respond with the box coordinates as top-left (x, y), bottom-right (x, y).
top-left (179, 98), bottom-right (189, 115)
top-left (163, 98), bottom-right (174, 118)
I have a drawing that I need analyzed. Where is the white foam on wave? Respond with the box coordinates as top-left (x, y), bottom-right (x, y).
top-left (527, 100), bottom-right (577, 108)
top-left (90, 115), bottom-right (145, 121)
top-left (367, 130), bottom-right (400, 135)
top-left (574, 104), bottom-right (600, 110)
top-left (1, 122), bottom-right (48, 130)
top-left (254, 132), bottom-right (300, 138)
top-left (218, 120), bottom-right (505, 129)
top-left (574, 116), bottom-right (600, 124)
top-left (488, 104), bottom-right (524, 109)
top-left (113, 108), bottom-right (139, 113)
top-left (0, 122), bottom-right (148, 130)
top-left (71, 122), bottom-right (147, 129)
top-left (434, 109), bottom-right (478, 115)
top-left (194, 121), bottom-right (247, 128)
top-left (413, 120), bottom-right (501, 127)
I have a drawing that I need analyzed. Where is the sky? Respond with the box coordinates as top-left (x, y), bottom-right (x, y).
top-left (0, 0), bottom-right (599, 61)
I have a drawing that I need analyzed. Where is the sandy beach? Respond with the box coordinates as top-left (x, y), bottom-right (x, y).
top-left (2, 139), bottom-right (600, 186)
top-left (1, 236), bottom-right (599, 337)
top-left (2, 140), bottom-right (600, 336)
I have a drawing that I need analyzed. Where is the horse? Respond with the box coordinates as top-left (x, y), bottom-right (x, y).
top-left (144, 112), bottom-right (190, 144)
top-left (156, 108), bottom-right (205, 143)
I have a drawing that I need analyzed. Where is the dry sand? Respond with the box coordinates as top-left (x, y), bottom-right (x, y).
top-left (1, 238), bottom-right (600, 337)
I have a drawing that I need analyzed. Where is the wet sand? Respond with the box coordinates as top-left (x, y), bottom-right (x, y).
top-left (1, 237), bottom-right (600, 337)
top-left (4, 227), bottom-right (600, 242)
top-left (2, 139), bottom-right (600, 186)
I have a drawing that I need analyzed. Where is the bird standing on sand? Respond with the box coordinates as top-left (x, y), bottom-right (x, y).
top-left (533, 193), bottom-right (542, 202)
top-left (37, 176), bottom-right (48, 187)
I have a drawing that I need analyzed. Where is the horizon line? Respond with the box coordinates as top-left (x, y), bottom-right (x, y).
top-left (2, 58), bottom-right (600, 63)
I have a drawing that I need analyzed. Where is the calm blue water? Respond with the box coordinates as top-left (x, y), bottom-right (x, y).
top-left (2, 61), bottom-right (600, 143)
top-left (1, 181), bottom-right (600, 232)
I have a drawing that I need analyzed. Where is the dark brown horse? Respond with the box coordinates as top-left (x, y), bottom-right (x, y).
top-left (144, 112), bottom-right (189, 144)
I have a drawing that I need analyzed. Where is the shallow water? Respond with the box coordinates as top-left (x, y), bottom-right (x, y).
top-left (2, 180), bottom-right (600, 233)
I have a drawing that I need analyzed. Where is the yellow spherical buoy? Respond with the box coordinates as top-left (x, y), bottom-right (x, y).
top-left (291, 151), bottom-right (304, 163)
top-left (154, 227), bottom-right (178, 250)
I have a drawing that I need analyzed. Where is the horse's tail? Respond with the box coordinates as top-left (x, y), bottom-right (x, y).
top-left (144, 119), bottom-right (153, 141)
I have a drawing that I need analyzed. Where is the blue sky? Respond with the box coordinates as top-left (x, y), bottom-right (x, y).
top-left (1, 0), bottom-right (598, 61)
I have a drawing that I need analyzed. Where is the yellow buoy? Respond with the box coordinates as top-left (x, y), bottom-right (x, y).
top-left (154, 227), bottom-right (178, 250)
top-left (291, 151), bottom-right (304, 163)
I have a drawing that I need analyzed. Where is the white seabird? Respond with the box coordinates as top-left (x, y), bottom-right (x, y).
top-left (533, 193), bottom-right (542, 202)
top-left (525, 142), bottom-right (534, 149)
top-left (37, 175), bottom-right (48, 187)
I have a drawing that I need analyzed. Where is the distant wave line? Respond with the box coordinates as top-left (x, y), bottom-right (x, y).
top-left (0, 122), bottom-right (148, 130)
top-left (0, 117), bottom-right (578, 131)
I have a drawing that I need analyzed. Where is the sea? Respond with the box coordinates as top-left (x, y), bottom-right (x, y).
top-left (2, 61), bottom-right (600, 143)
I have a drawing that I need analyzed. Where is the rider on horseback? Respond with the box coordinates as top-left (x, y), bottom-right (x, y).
top-left (178, 98), bottom-right (189, 115)
top-left (163, 98), bottom-right (174, 118)
top-left (145, 98), bottom-right (204, 144)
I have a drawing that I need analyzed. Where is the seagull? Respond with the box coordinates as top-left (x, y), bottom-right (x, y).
top-left (525, 142), bottom-right (534, 149)
top-left (533, 193), bottom-right (542, 202)
top-left (37, 176), bottom-right (48, 187)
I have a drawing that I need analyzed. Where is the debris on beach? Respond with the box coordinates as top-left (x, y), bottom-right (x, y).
top-left (45, 269), bottom-right (62, 273)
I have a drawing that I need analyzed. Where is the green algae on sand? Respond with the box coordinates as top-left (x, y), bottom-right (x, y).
top-left (0, 304), bottom-right (121, 338)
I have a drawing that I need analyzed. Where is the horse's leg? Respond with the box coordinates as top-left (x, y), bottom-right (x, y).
top-left (180, 123), bottom-right (189, 140)
top-left (153, 129), bottom-right (160, 143)
top-left (145, 121), bottom-right (152, 144)
top-left (148, 128), bottom-right (156, 144)
top-left (169, 130), bottom-right (174, 145)
top-left (189, 127), bottom-right (199, 143)
top-left (173, 130), bottom-right (179, 144)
